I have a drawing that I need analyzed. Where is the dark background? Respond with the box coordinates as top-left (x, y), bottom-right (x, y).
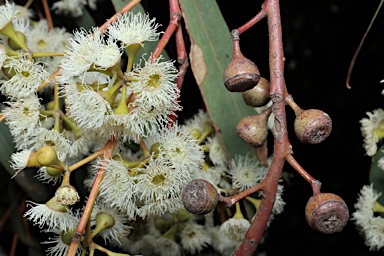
top-left (217, 1), bottom-right (384, 256)
top-left (149, 1), bottom-right (384, 255)
top-left (2, 0), bottom-right (384, 255)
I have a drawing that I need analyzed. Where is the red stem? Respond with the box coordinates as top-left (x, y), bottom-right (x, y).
top-left (285, 153), bottom-right (316, 184)
top-left (232, 1), bottom-right (288, 255)
top-left (67, 139), bottom-right (117, 256)
top-left (237, 9), bottom-right (267, 35)
top-left (150, 0), bottom-right (181, 62)
top-left (41, 0), bottom-right (54, 31)
top-left (219, 183), bottom-right (263, 208)
top-left (98, 0), bottom-right (142, 33)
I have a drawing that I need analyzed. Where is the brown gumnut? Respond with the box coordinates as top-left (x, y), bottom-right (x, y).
top-left (223, 30), bottom-right (260, 92)
top-left (242, 77), bottom-right (271, 107)
top-left (182, 179), bottom-right (219, 215)
top-left (236, 107), bottom-right (272, 147)
top-left (294, 109), bottom-right (332, 144)
top-left (305, 193), bottom-right (349, 234)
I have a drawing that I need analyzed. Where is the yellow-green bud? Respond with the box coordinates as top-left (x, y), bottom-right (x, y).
top-left (61, 229), bottom-right (76, 245)
top-left (8, 31), bottom-right (26, 50)
top-left (46, 166), bottom-right (64, 177)
top-left (92, 212), bottom-right (115, 237)
top-left (46, 101), bottom-right (55, 110)
top-left (150, 142), bottom-right (162, 154)
top-left (189, 129), bottom-right (201, 140)
top-left (36, 146), bottom-right (59, 166)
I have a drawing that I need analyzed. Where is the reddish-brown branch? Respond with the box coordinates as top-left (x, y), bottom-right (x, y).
top-left (285, 152), bottom-right (317, 184)
top-left (219, 183), bottom-right (263, 208)
top-left (41, 0), bottom-right (54, 31)
top-left (285, 152), bottom-right (322, 195)
top-left (150, 0), bottom-right (182, 62)
top-left (67, 139), bottom-right (117, 256)
top-left (98, 0), bottom-right (142, 33)
top-left (175, 22), bottom-right (189, 91)
top-left (161, 0), bottom-right (186, 125)
top-left (0, 202), bottom-right (12, 230)
top-left (232, 0), bottom-right (288, 255)
top-left (237, 9), bottom-right (267, 35)
top-left (9, 234), bottom-right (18, 256)
top-left (175, 23), bottom-right (187, 67)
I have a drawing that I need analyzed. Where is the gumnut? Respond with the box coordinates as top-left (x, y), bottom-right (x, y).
top-left (305, 193), bottom-right (349, 234)
top-left (182, 179), bottom-right (219, 215)
top-left (236, 107), bottom-right (272, 147)
top-left (223, 30), bottom-right (260, 92)
top-left (294, 109), bottom-right (332, 144)
top-left (242, 77), bottom-right (271, 107)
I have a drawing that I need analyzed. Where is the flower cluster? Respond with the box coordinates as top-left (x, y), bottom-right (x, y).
top-left (0, 1), bottom-right (285, 255)
top-left (356, 100), bottom-right (384, 251)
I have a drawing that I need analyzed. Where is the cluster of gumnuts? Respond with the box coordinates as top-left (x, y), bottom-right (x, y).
top-left (182, 29), bottom-right (349, 236)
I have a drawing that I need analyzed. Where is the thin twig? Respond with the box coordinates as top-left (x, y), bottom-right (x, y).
top-left (41, 0), bottom-right (54, 31)
top-left (346, 0), bottom-right (384, 89)
top-left (67, 139), bottom-right (117, 256)
top-left (98, 0), bottom-right (142, 33)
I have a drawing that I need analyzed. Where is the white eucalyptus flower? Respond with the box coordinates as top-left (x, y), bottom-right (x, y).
top-left (0, 1), bottom-right (19, 30)
top-left (127, 56), bottom-right (181, 135)
top-left (52, 0), bottom-right (87, 17)
top-left (1, 54), bottom-right (49, 99)
top-left (24, 199), bottom-right (78, 231)
top-left (108, 12), bottom-right (161, 47)
top-left (180, 222), bottom-right (211, 254)
top-left (360, 109), bottom-right (384, 156)
top-left (351, 184), bottom-right (384, 251)
top-left (229, 154), bottom-right (267, 192)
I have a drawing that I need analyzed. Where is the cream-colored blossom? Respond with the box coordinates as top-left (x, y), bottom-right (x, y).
top-left (1, 54), bottom-right (49, 100)
top-left (351, 184), bottom-right (384, 251)
top-left (360, 109), bottom-right (384, 156)
top-left (108, 12), bottom-right (161, 47)
top-left (180, 222), bottom-right (212, 254)
top-left (0, 1), bottom-right (19, 30)
top-left (24, 200), bottom-right (78, 230)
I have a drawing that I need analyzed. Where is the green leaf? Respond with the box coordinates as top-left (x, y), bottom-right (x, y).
top-left (0, 122), bottom-right (50, 202)
top-left (179, 0), bottom-right (256, 160)
top-left (369, 144), bottom-right (384, 206)
top-left (110, 0), bottom-right (170, 62)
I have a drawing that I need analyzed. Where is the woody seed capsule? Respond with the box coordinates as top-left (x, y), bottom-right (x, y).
top-left (305, 193), bottom-right (349, 234)
top-left (294, 109), bottom-right (332, 144)
top-left (182, 179), bottom-right (219, 215)
top-left (223, 30), bottom-right (260, 92)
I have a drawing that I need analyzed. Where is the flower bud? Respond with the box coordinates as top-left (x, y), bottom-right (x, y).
top-left (294, 109), bottom-right (332, 144)
top-left (223, 31), bottom-right (260, 92)
top-left (236, 107), bottom-right (272, 147)
top-left (242, 77), bottom-right (271, 107)
top-left (150, 142), bottom-right (162, 154)
top-left (182, 179), bottom-right (219, 215)
top-left (36, 145), bottom-right (59, 166)
top-left (46, 101), bottom-right (55, 111)
top-left (46, 166), bottom-right (64, 177)
top-left (305, 193), bottom-right (349, 234)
